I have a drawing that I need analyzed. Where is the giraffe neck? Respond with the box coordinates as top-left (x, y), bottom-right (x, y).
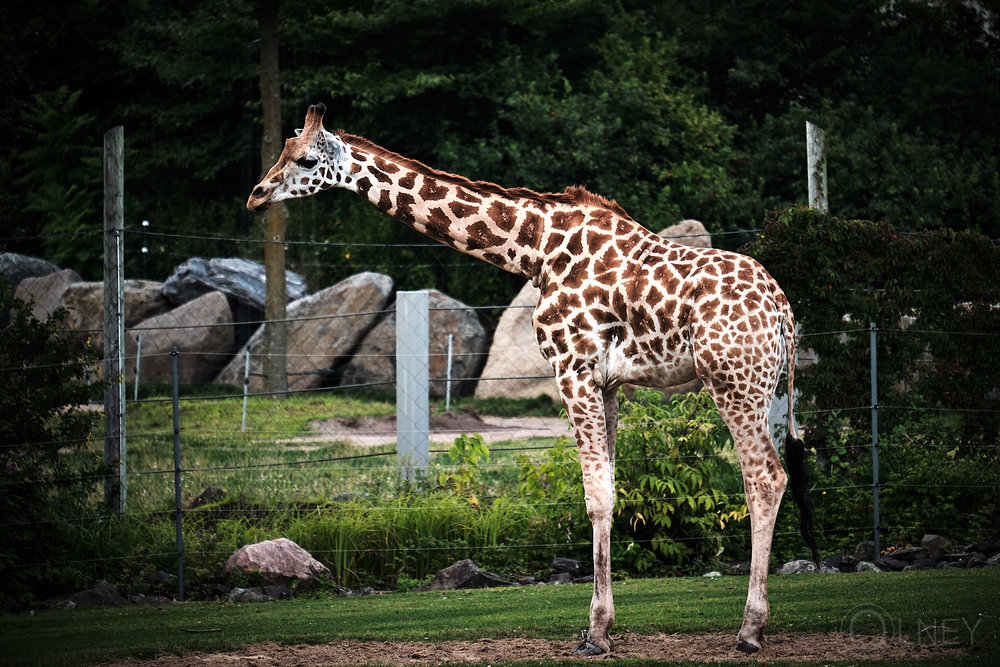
top-left (335, 133), bottom-right (560, 279)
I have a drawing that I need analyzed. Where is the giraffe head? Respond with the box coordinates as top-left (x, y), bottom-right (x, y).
top-left (246, 103), bottom-right (347, 211)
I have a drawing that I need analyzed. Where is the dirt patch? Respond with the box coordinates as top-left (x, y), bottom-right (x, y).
top-left (287, 412), bottom-right (569, 448)
top-left (112, 632), bottom-right (963, 665)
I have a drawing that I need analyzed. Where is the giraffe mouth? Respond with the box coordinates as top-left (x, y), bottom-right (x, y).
top-left (253, 200), bottom-right (272, 212)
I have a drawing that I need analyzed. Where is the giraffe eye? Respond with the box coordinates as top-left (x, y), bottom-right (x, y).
top-left (295, 157), bottom-right (318, 169)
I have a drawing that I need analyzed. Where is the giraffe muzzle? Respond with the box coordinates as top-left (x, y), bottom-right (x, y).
top-left (247, 186), bottom-right (273, 212)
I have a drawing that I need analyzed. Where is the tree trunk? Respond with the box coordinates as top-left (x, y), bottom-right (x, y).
top-left (258, 0), bottom-right (288, 397)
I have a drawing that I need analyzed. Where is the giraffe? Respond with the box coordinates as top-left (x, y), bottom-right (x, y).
top-left (248, 104), bottom-right (818, 655)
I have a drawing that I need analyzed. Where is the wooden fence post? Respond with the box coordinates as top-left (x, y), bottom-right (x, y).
top-left (806, 121), bottom-right (829, 212)
top-left (103, 125), bottom-right (126, 517)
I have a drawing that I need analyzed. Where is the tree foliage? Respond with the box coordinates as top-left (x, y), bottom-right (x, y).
top-left (4, 0), bottom-right (997, 306)
top-left (0, 292), bottom-right (109, 602)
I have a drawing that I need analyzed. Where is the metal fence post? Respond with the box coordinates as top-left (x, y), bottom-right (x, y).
top-left (445, 333), bottom-right (454, 412)
top-left (396, 291), bottom-right (430, 479)
top-left (133, 333), bottom-right (142, 402)
top-left (870, 322), bottom-right (881, 560)
top-left (171, 346), bottom-right (185, 602)
top-left (241, 347), bottom-right (251, 432)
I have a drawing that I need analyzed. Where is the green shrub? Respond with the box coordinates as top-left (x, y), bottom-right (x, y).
top-left (614, 390), bottom-right (747, 573)
top-left (0, 291), bottom-right (108, 604)
top-left (517, 390), bottom-right (749, 575)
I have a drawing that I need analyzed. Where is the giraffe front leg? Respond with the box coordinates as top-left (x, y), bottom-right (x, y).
top-left (556, 375), bottom-right (617, 655)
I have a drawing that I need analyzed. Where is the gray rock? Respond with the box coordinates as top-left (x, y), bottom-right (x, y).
top-left (888, 546), bottom-right (929, 562)
top-left (777, 559), bottom-right (817, 575)
top-left (473, 281), bottom-right (554, 401)
top-left (262, 585), bottom-right (294, 600)
top-left (971, 538), bottom-right (1000, 556)
top-left (221, 537), bottom-right (331, 586)
top-left (986, 552), bottom-right (1000, 567)
top-left (854, 541), bottom-right (877, 562)
top-left (823, 553), bottom-right (858, 572)
top-left (877, 557), bottom-right (907, 571)
top-left (14, 268), bottom-right (82, 322)
top-left (703, 571), bottom-right (723, 578)
top-left (67, 581), bottom-right (127, 608)
top-left (548, 572), bottom-right (573, 584)
top-left (228, 587), bottom-right (272, 602)
top-left (216, 272), bottom-right (393, 392)
top-left (920, 534), bottom-right (953, 558)
top-left (854, 561), bottom-right (883, 573)
top-left (164, 257), bottom-right (306, 310)
top-left (0, 253), bottom-right (59, 292)
top-left (341, 289), bottom-right (486, 397)
top-left (52, 280), bottom-right (172, 352)
top-left (550, 557), bottom-right (583, 577)
top-left (126, 291), bottom-right (234, 384)
top-left (416, 559), bottom-right (512, 591)
top-left (657, 219), bottom-right (712, 248)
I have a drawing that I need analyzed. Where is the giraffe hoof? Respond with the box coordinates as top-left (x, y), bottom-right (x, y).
top-left (733, 639), bottom-right (760, 654)
top-left (574, 641), bottom-right (608, 656)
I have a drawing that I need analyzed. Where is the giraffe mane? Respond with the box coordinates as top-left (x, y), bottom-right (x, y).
top-left (336, 132), bottom-right (633, 220)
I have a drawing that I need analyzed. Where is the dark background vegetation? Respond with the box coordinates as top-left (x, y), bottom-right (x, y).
top-left (2, 0), bottom-right (998, 305)
top-left (1, 1), bottom-right (998, 604)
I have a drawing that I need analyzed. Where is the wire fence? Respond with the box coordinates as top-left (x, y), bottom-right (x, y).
top-left (2, 226), bottom-right (998, 595)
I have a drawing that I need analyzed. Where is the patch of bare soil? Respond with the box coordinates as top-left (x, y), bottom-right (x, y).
top-left (112, 632), bottom-right (963, 665)
top-left (287, 412), bottom-right (569, 448)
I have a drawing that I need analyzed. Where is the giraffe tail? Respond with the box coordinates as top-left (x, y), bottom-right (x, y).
top-left (780, 302), bottom-right (821, 567)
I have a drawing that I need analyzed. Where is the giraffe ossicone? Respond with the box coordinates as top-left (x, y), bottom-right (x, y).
top-left (249, 103), bottom-right (819, 655)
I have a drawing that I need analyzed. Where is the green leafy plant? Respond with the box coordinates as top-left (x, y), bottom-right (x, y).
top-left (0, 291), bottom-right (109, 603)
top-left (614, 389), bottom-right (747, 572)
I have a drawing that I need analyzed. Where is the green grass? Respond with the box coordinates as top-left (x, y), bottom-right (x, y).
top-left (115, 388), bottom-right (563, 511)
top-left (2, 569), bottom-right (998, 665)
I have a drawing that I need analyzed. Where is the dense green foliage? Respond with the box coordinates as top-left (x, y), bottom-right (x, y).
top-left (3, 0), bottom-right (998, 304)
top-left (748, 208), bottom-right (999, 552)
top-left (0, 293), bottom-right (108, 603)
top-left (517, 390), bottom-right (749, 575)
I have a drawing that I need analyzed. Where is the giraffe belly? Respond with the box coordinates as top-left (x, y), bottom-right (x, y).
top-left (593, 332), bottom-right (697, 389)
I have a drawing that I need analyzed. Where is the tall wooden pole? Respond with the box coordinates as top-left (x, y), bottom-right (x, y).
top-left (258, 0), bottom-right (288, 396)
top-left (806, 121), bottom-right (828, 212)
top-left (103, 125), bottom-right (126, 517)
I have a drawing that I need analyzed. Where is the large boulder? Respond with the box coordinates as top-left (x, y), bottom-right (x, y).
top-left (340, 289), bottom-right (486, 397)
top-left (14, 268), bottom-right (82, 322)
top-left (163, 257), bottom-right (306, 311)
top-left (221, 538), bottom-right (330, 586)
top-left (126, 291), bottom-right (234, 384)
top-left (216, 272), bottom-right (393, 392)
top-left (475, 219), bottom-right (712, 401)
top-left (0, 253), bottom-right (59, 292)
top-left (474, 281), bottom-right (554, 401)
top-left (52, 280), bottom-right (172, 351)
top-left (657, 219), bottom-right (712, 248)
top-left (416, 559), bottom-right (512, 591)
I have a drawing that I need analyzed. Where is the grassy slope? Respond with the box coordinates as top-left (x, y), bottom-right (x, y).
top-left (2, 569), bottom-right (997, 665)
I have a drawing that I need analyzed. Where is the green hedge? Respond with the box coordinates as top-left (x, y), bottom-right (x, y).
top-left (747, 207), bottom-right (999, 551)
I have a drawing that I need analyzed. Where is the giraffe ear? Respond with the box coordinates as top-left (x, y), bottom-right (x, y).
top-left (324, 134), bottom-right (343, 160)
top-left (294, 128), bottom-right (304, 137)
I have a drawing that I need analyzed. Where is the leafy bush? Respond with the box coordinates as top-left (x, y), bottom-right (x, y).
top-left (748, 208), bottom-right (1000, 552)
top-left (614, 390), bottom-right (747, 573)
top-left (518, 390), bottom-right (749, 575)
top-left (0, 292), bottom-right (108, 604)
